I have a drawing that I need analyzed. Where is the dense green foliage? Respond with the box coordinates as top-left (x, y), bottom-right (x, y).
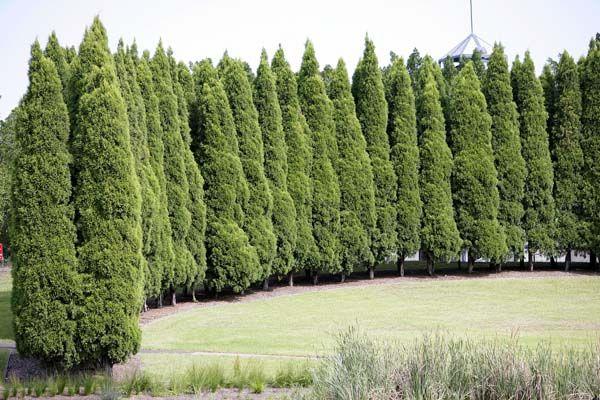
top-left (220, 55), bottom-right (276, 286)
top-left (169, 55), bottom-right (207, 296)
top-left (271, 48), bottom-right (317, 279)
top-left (326, 59), bottom-right (376, 275)
top-left (254, 51), bottom-right (298, 280)
top-left (298, 41), bottom-right (341, 279)
top-left (352, 38), bottom-right (397, 272)
top-left (417, 60), bottom-right (461, 272)
top-left (0, 112), bottom-right (15, 248)
top-left (70, 18), bottom-right (143, 365)
top-left (192, 60), bottom-right (260, 293)
top-left (385, 57), bottom-right (421, 271)
top-left (449, 63), bottom-right (506, 266)
top-left (512, 53), bottom-right (556, 262)
top-left (482, 44), bottom-right (526, 259)
top-left (44, 32), bottom-right (70, 98)
top-left (114, 42), bottom-right (163, 301)
top-left (580, 37), bottom-right (600, 255)
top-left (10, 42), bottom-right (80, 367)
top-left (135, 52), bottom-right (176, 301)
top-left (550, 52), bottom-right (584, 265)
top-left (151, 43), bottom-right (194, 300)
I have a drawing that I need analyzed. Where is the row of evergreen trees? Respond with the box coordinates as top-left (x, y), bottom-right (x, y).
top-left (8, 17), bottom-right (600, 367)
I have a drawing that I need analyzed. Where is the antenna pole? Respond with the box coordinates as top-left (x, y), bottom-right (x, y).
top-left (470, 0), bottom-right (474, 34)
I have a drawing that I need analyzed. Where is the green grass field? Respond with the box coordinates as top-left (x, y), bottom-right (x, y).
top-left (142, 274), bottom-right (600, 356)
top-left (0, 270), bottom-right (13, 343)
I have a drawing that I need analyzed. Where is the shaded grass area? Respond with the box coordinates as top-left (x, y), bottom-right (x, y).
top-left (0, 349), bottom-right (9, 378)
top-left (142, 274), bottom-right (600, 355)
top-left (0, 270), bottom-right (12, 342)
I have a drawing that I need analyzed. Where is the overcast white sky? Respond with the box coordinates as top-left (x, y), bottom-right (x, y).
top-left (1, 0), bottom-right (599, 119)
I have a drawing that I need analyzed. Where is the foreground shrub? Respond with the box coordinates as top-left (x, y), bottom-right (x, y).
top-left (311, 328), bottom-right (600, 400)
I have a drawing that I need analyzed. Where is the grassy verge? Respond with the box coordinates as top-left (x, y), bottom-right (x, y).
top-left (310, 327), bottom-right (600, 399)
top-left (0, 270), bottom-right (13, 342)
top-left (142, 275), bottom-right (600, 354)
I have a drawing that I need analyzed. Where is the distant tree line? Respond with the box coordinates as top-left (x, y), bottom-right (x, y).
top-left (4, 18), bottom-right (600, 367)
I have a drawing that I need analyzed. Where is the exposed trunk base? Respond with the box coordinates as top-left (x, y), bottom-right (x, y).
top-left (426, 253), bottom-right (434, 276)
top-left (171, 290), bottom-right (177, 306)
top-left (550, 256), bottom-right (556, 268)
top-left (262, 278), bottom-right (269, 291)
top-left (520, 256), bottom-right (525, 269)
top-left (457, 259), bottom-right (461, 270)
top-left (528, 251), bottom-right (534, 271)
top-left (158, 293), bottom-right (163, 308)
top-left (397, 255), bottom-right (405, 277)
top-left (565, 248), bottom-right (572, 272)
top-left (591, 251), bottom-right (597, 271)
top-left (288, 272), bottom-right (294, 287)
top-left (340, 272), bottom-right (345, 283)
top-left (467, 251), bottom-right (475, 274)
top-left (143, 298), bottom-right (148, 313)
top-left (192, 290), bottom-right (198, 303)
top-left (496, 263), bottom-right (502, 273)
top-left (312, 272), bottom-right (319, 285)
top-left (368, 266), bottom-right (374, 280)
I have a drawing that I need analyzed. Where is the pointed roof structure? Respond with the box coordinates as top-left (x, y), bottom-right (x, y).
top-left (439, 0), bottom-right (491, 64)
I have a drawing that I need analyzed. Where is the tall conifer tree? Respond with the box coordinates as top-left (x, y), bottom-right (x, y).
top-left (11, 42), bottom-right (81, 368)
top-left (298, 41), bottom-right (341, 283)
top-left (70, 18), bottom-right (143, 365)
top-left (385, 57), bottom-right (421, 276)
top-left (254, 50), bottom-right (298, 281)
top-left (193, 60), bottom-right (260, 293)
top-left (482, 44), bottom-right (526, 266)
top-left (271, 48), bottom-right (317, 284)
top-left (44, 32), bottom-right (70, 98)
top-left (136, 52), bottom-right (176, 302)
top-left (169, 53), bottom-right (207, 299)
top-left (511, 52), bottom-right (556, 270)
top-left (151, 43), bottom-right (194, 304)
top-left (418, 61), bottom-right (461, 275)
top-left (220, 55), bottom-right (276, 289)
top-left (580, 37), bottom-right (600, 266)
top-left (327, 59), bottom-right (377, 279)
top-left (551, 51), bottom-right (584, 270)
top-left (352, 37), bottom-right (397, 278)
top-left (449, 63), bottom-right (507, 271)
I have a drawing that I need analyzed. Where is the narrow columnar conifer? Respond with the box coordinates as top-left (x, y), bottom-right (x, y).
top-left (449, 62), bottom-right (507, 271)
top-left (580, 37), bottom-right (600, 261)
top-left (385, 57), bottom-right (422, 276)
top-left (44, 32), bottom-right (70, 97)
top-left (326, 59), bottom-right (376, 278)
top-left (150, 43), bottom-right (194, 303)
top-left (70, 18), bottom-right (143, 365)
top-left (418, 60), bottom-right (461, 275)
top-left (254, 50), bottom-right (298, 281)
top-left (482, 44), bottom-right (526, 264)
top-left (511, 52), bottom-right (556, 269)
top-left (136, 52), bottom-right (176, 302)
top-left (550, 51), bottom-right (584, 271)
top-left (540, 62), bottom-right (558, 136)
top-left (115, 41), bottom-right (165, 304)
top-left (471, 48), bottom-right (486, 81)
top-left (442, 56), bottom-right (458, 87)
top-left (193, 60), bottom-right (260, 293)
top-left (0, 112), bottom-right (16, 248)
top-left (298, 41), bottom-right (341, 282)
top-left (407, 48), bottom-right (422, 87)
top-left (219, 55), bottom-right (276, 288)
top-left (11, 42), bottom-right (81, 368)
top-left (271, 48), bottom-right (317, 284)
top-left (169, 53), bottom-right (207, 298)
top-left (352, 37), bottom-right (397, 277)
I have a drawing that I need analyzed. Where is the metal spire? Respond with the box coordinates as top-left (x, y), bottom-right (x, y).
top-left (470, 0), bottom-right (474, 34)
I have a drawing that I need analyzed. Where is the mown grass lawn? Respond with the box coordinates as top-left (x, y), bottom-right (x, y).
top-left (0, 269), bottom-right (13, 343)
top-left (142, 274), bottom-right (600, 356)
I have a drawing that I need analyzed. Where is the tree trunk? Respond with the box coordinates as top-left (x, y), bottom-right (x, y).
top-left (171, 289), bottom-right (177, 306)
top-left (496, 263), bottom-right (502, 273)
top-left (305, 269), bottom-right (311, 280)
top-left (457, 259), bottom-right (461, 270)
top-left (368, 266), bottom-right (374, 280)
top-left (312, 272), bottom-right (319, 285)
top-left (158, 293), bottom-right (163, 308)
top-left (519, 256), bottom-right (524, 269)
top-left (288, 271), bottom-right (294, 287)
top-left (591, 251), bottom-right (597, 270)
top-left (192, 290), bottom-right (198, 303)
top-left (340, 272), bottom-right (345, 283)
top-left (426, 253), bottom-right (434, 276)
top-left (565, 248), bottom-right (571, 272)
top-left (528, 251), bottom-right (534, 271)
top-left (468, 251), bottom-right (475, 274)
top-left (263, 278), bottom-right (269, 291)
top-left (143, 298), bottom-right (148, 313)
top-left (550, 256), bottom-right (556, 268)
top-left (397, 255), bottom-right (405, 277)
